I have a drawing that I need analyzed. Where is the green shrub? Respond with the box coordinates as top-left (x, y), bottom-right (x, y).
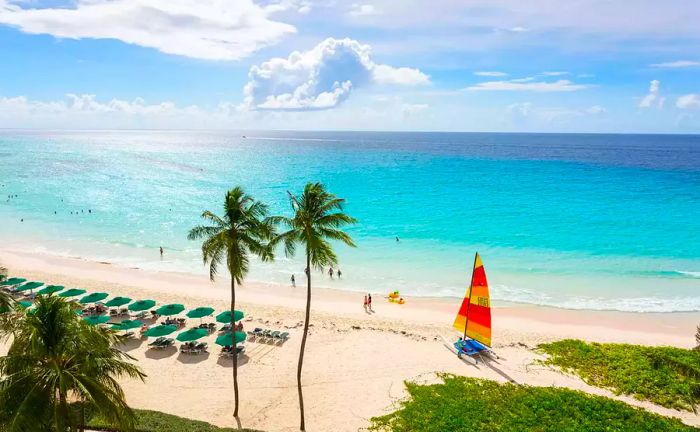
top-left (85, 408), bottom-right (261, 432)
top-left (370, 375), bottom-right (696, 432)
top-left (539, 339), bottom-right (700, 410)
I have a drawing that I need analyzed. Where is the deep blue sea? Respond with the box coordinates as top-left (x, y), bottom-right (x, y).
top-left (1, 130), bottom-right (699, 312)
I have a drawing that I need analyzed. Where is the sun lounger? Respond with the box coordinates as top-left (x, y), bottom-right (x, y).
top-left (149, 337), bottom-right (166, 347)
top-left (269, 331), bottom-right (280, 341)
top-left (194, 342), bottom-right (208, 353)
top-left (276, 332), bottom-right (289, 342)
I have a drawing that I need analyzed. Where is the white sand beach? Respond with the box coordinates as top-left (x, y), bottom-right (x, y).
top-left (1, 248), bottom-right (698, 431)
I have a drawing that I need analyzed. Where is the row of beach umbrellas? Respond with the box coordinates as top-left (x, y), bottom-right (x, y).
top-left (2, 277), bottom-right (247, 346)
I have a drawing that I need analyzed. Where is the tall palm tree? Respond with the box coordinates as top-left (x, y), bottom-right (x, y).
top-left (188, 187), bottom-right (275, 419)
top-left (0, 267), bottom-right (12, 313)
top-left (0, 295), bottom-right (145, 432)
top-left (272, 182), bottom-right (356, 431)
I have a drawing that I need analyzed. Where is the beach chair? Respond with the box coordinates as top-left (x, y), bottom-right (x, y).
top-left (134, 311), bottom-right (147, 320)
top-left (270, 331), bottom-right (280, 342)
top-left (158, 338), bottom-right (174, 349)
top-left (236, 346), bottom-right (245, 356)
top-left (246, 327), bottom-right (263, 340)
top-left (148, 337), bottom-right (166, 347)
top-left (220, 323), bottom-right (232, 333)
top-left (277, 332), bottom-right (290, 342)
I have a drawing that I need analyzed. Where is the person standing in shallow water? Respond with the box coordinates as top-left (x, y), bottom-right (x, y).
top-left (159, 246), bottom-right (163, 257)
top-left (291, 274), bottom-right (296, 287)
top-left (337, 269), bottom-right (342, 278)
top-left (328, 267), bottom-right (334, 278)
top-left (363, 294), bottom-right (368, 312)
top-left (368, 293), bottom-right (373, 312)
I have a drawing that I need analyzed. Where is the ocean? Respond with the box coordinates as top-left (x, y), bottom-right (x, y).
top-left (1, 130), bottom-right (699, 312)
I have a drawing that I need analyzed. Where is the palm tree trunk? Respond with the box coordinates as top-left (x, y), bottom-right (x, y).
top-left (297, 251), bottom-right (311, 431)
top-left (232, 277), bottom-right (240, 418)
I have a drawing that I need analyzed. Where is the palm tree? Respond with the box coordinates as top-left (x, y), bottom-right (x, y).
top-left (187, 186), bottom-right (275, 418)
top-left (0, 295), bottom-right (145, 432)
top-left (272, 182), bottom-right (356, 431)
top-left (0, 267), bottom-right (12, 313)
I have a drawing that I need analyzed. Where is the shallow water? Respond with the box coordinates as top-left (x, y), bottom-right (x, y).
top-left (1, 130), bottom-right (699, 312)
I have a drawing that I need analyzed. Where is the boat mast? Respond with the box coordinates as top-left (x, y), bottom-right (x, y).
top-left (462, 252), bottom-right (478, 342)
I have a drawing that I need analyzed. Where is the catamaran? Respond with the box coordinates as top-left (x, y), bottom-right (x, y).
top-left (453, 252), bottom-right (497, 362)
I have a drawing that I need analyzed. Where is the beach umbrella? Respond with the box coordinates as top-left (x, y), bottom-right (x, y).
top-left (1, 277), bottom-right (26, 286)
top-left (105, 296), bottom-right (131, 308)
top-left (143, 324), bottom-right (177, 338)
top-left (36, 285), bottom-right (64, 296)
top-left (18, 301), bottom-right (32, 309)
top-left (83, 315), bottom-right (110, 325)
top-left (215, 310), bottom-right (244, 324)
top-left (58, 288), bottom-right (87, 298)
top-left (128, 299), bottom-right (156, 312)
top-left (176, 328), bottom-right (208, 342)
top-left (14, 281), bottom-right (44, 292)
top-left (112, 319), bottom-right (143, 331)
top-left (215, 331), bottom-right (246, 346)
top-left (186, 307), bottom-right (215, 319)
top-left (156, 303), bottom-right (185, 316)
top-left (80, 292), bottom-right (109, 304)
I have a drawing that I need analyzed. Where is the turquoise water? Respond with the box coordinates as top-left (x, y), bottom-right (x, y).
top-left (1, 130), bottom-right (699, 312)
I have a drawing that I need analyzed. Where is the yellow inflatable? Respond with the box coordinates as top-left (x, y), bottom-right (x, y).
top-left (388, 290), bottom-right (400, 299)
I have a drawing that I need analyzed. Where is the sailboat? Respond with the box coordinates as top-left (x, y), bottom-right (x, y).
top-left (452, 252), bottom-right (497, 362)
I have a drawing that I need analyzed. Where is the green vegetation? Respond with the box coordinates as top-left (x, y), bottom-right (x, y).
top-left (370, 375), bottom-right (696, 432)
top-left (0, 295), bottom-right (145, 432)
top-left (188, 186), bottom-right (275, 418)
top-left (86, 408), bottom-right (261, 432)
top-left (271, 182), bottom-right (357, 431)
top-left (538, 339), bottom-right (700, 411)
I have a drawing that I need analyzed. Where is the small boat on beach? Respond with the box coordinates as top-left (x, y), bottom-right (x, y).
top-left (452, 252), bottom-right (497, 363)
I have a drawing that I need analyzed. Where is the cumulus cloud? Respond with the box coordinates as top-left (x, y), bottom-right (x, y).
top-left (676, 94), bottom-right (700, 109)
top-left (585, 105), bottom-right (607, 115)
top-left (242, 37), bottom-right (429, 111)
top-left (639, 80), bottom-right (663, 108)
top-left (349, 3), bottom-right (379, 16)
top-left (465, 79), bottom-right (588, 92)
top-left (541, 71), bottom-right (568, 76)
top-left (0, 0), bottom-right (296, 60)
top-left (650, 60), bottom-right (700, 68)
top-left (474, 71), bottom-right (508, 77)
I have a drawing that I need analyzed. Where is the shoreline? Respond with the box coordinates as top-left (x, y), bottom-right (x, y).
top-left (2, 247), bottom-right (700, 431)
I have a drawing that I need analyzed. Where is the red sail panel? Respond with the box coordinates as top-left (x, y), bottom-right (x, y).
top-left (452, 253), bottom-right (492, 347)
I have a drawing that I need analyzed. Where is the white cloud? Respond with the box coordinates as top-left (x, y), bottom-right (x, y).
top-left (349, 3), bottom-right (379, 17)
top-left (242, 37), bottom-right (429, 111)
top-left (541, 71), bottom-right (568, 76)
top-left (465, 79), bottom-right (588, 92)
top-left (639, 80), bottom-right (663, 108)
top-left (676, 94), bottom-right (700, 109)
top-left (0, 0), bottom-right (296, 61)
top-left (650, 60), bottom-right (700, 68)
top-left (507, 26), bottom-right (530, 33)
top-left (509, 77), bottom-right (535, 82)
top-left (585, 105), bottom-right (607, 115)
top-left (474, 71), bottom-right (508, 77)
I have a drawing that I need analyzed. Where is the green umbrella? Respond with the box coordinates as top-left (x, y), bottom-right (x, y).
top-left (36, 285), bottom-right (64, 296)
top-left (1, 277), bottom-right (26, 286)
top-left (18, 301), bottom-right (32, 309)
top-left (84, 315), bottom-right (110, 325)
top-left (215, 310), bottom-right (244, 323)
top-left (80, 292), bottom-right (109, 304)
top-left (156, 303), bottom-right (185, 316)
top-left (128, 299), bottom-right (156, 312)
top-left (176, 328), bottom-right (209, 342)
top-left (186, 307), bottom-right (215, 319)
top-left (112, 319), bottom-right (143, 331)
top-left (105, 296), bottom-right (131, 308)
top-left (143, 324), bottom-right (177, 337)
top-left (215, 331), bottom-right (246, 346)
top-left (58, 288), bottom-right (87, 298)
top-left (14, 281), bottom-right (44, 292)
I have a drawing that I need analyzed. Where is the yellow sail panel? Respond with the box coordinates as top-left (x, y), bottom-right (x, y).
top-left (452, 253), bottom-right (492, 347)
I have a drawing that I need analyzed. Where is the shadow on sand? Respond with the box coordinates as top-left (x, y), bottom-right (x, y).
top-left (144, 346), bottom-right (177, 359)
top-left (216, 354), bottom-right (250, 368)
top-left (116, 337), bottom-right (145, 352)
top-left (177, 351), bottom-right (211, 364)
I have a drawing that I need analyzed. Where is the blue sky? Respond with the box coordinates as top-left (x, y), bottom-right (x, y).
top-left (1, 0), bottom-right (699, 132)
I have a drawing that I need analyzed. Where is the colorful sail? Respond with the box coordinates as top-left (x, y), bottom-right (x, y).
top-left (453, 253), bottom-right (492, 347)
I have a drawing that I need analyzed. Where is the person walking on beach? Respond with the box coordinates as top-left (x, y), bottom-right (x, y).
top-left (368, 293), bottom-right (373, 312)
top-left (291, 274), bottom-right (296, 287)
top-left (328, 267), bottom-right (334, 278)
top-left (159, 246), bottom-right (163, 257)
top-left (396, 236), bottom-right (400, 242)
top-left (337, 268), bottom-right (342, 278)
top-left (363, 294), bottom-right (368, 312)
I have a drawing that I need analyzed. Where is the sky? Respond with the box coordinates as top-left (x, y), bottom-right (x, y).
top-left (1, 0), bottom-right (699, 133)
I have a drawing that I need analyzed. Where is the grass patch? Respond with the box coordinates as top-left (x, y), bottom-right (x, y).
top-left (86, 408), bottom-right (261, 432)
top-left (538, 339), bottom-right (700, 411)
top-left (369, 375), bottom-right (696, 432)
